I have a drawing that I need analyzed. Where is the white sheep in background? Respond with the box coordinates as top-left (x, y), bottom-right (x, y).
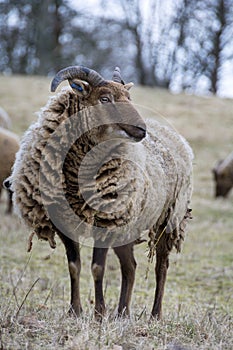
top-left (212, 151), bottom-right (233, 197)
top-left (7, 66), bottom-right (193, 320)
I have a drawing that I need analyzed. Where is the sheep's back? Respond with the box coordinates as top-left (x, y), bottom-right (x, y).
top-left (143, 118), bottom-right (193, 251)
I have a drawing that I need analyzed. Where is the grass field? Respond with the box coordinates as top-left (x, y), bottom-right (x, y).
top-left (0, 75), bottom-right (232, 350)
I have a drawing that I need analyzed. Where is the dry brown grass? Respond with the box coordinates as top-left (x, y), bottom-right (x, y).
top-left (0, 75), bottom-right (232, 349)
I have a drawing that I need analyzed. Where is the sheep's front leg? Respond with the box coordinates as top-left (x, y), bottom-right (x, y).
top-left (91, 246), bottom-right (108, 320)
top-left (151, 245), bottom-right (169, 320)
top-left (59, 234), bottom-right (82, 316)
top-left (113, 243), bottom-right (136, 317)
top-left (6, 189), bottom-right (13, 214)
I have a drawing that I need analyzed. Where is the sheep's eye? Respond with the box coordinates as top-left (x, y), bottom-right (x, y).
top-left (100, 96), bottom-right (111, 103)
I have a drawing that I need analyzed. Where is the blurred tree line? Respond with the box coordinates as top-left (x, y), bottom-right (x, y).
top-left (0, 0), bottom-right (232, 95)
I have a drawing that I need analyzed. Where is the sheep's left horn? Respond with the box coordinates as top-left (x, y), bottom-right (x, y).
top-left (51, 66), bottom-right (106, 92)
top-left (112, 67), bottom-right (125, 84)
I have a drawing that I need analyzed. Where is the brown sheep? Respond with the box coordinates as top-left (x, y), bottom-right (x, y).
top-left (0, 127), bottom-right (19, 213)
top-left (213, 151), bottom-right (233, 197)
top-left (8, 66), bottom-right (193, 320)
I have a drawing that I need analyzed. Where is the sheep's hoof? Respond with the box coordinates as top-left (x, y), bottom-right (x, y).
top-left (150, 313), bottom-right (162, 322)
top-left (94, 312), bottom-right (104, 322)
top-left (117, 307), bottom-right (130, 319)
top-left (94, 306), bottom-right (106, 322)
top-left (68, 305), bottom-right (82, 317)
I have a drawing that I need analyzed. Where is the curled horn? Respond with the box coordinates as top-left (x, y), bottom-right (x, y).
top-left (112, 67), bottom-right (125, 84)
top-left (51, 66), bottom-right (106, 92)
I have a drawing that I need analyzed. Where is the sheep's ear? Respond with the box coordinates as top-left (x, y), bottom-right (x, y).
top-left (213, 159), bottom-right (223, 172)
top-left (220, 167), bottom-right (227, 176)
top-left (212, 168), bottom-right (217, 180)
top-left (69, 79), bottom-right (92, 97)
top-left (124, 82), bottom-right (134, 90)
top-left (217, 159), bottom-right (223, 167)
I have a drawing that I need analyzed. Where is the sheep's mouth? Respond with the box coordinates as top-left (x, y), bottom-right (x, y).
top-left (119, 123), bottom-right (146, 142)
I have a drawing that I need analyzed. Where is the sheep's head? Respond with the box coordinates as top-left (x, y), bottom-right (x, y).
top-left (51, 66), bottom-right (146, 143)
top-left (212, 162), bottom-right (232, 198)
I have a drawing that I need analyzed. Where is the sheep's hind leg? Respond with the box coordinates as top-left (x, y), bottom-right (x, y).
top-left (59, 234), bottom-right (82, 316)
top-left (151, 239), bottom-right (169, 320)
top-left (113, 243), bottom-right (136, 317)
top-left (91, 246), bottom-right (108, 320)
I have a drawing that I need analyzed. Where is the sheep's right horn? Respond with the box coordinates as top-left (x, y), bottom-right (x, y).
top-left (112, 67), bottom-right (125, 84)
top-left (51, 66), bottom-right (106, 92)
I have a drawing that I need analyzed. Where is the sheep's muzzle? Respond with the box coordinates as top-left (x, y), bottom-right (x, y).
top-left (119, 124), bottom-right (146, 141)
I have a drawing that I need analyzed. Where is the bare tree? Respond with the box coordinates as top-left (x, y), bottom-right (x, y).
top-left (209, 0), bottom-right (227, 93)
top-left (0, 0), bottom-right (84, 75)
top-left (118, 0), bottom-right (158, 85)
top-left (0, 0), bottom-right (233, 95)
top-left (168, 0), bottom-right (233, 95)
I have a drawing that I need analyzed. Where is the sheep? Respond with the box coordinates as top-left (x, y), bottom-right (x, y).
top-left (7, 66), bottom-right (193, 320)
top-left (212, 151), bottom-right (233, 197)
top-left (0, 127), bottom-right (19, 213)
top-left (0, 106), bottom-right (12, 129)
